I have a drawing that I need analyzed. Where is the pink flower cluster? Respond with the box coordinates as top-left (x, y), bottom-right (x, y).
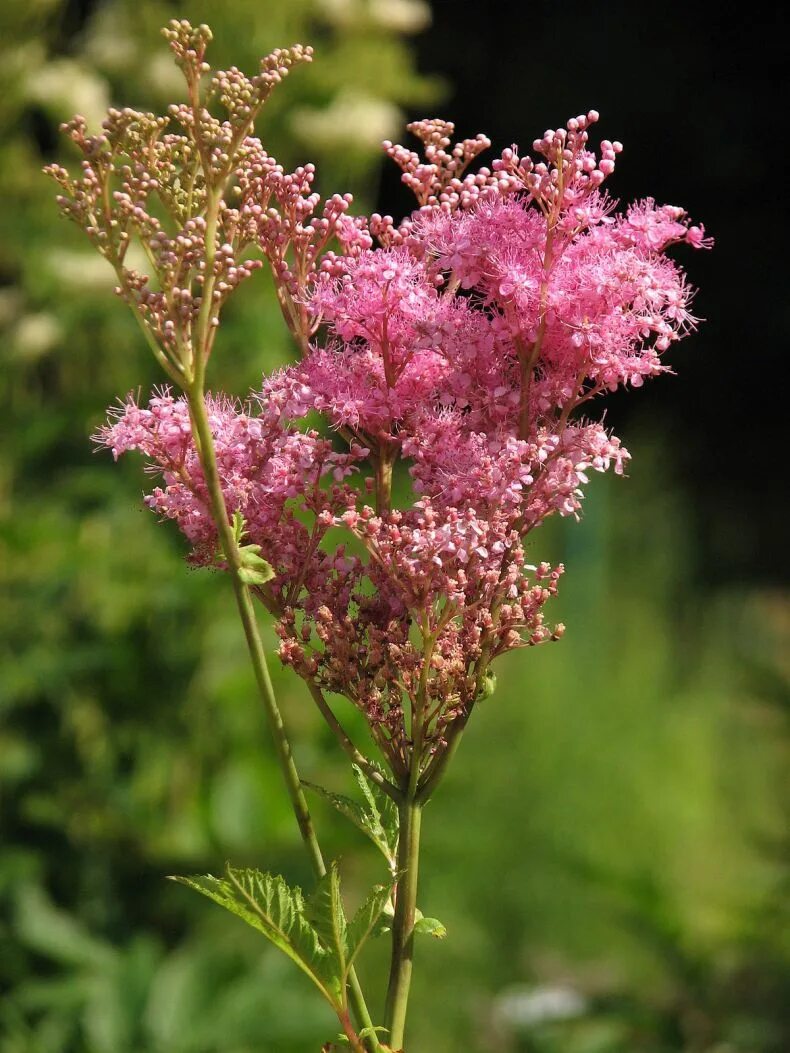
top-left (97, 388), bottom-right (365, 587)
top-left (98, 111), bottom-right (709, 769)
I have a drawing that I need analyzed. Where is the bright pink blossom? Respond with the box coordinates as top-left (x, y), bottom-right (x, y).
top-left (95, 110), bottom-right (709, 758)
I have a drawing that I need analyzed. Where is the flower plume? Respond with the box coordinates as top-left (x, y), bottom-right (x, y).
top-left (50, 20), bottom-right (710, 784)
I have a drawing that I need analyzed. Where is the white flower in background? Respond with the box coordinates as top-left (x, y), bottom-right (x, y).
top-left (13, 314), bottom-right (62, 360)
top-left (369, 0), bottom-right (431, 32)
top-left (317, 0), bottom-right (431, 33)
top-left (143, 51), bottom-right (188, 98)
top-left (26, 59), bottom-right (109, 129)
top-left (82, 4), bottom-right (138, 72)
top-left (291, 90), bottom-right (402, 150)
top-left (45, 244), bottom-right (149, 292)
top-left (492, 984), bottom-right (587, 1032)
top-left (84, 3), bottom-right (183, 100)
top-left (316, 0), bottom-right (355, 24)
top-left (45, 251), bottom-right (114, 291)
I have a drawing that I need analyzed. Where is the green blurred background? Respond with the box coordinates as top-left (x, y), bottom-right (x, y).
top-left (1, 2), bottom-right (787, 1051)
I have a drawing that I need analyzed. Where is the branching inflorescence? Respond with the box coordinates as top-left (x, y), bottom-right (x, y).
top-left (47, 20), bottom-right (709, 1052)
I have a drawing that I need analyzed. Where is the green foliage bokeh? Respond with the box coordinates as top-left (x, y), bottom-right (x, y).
top-left (1, 2), bottom-right (788, 1051)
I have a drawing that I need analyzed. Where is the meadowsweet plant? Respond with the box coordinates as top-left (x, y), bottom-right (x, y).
top-left (46, 20), bottom-right (710, 1052)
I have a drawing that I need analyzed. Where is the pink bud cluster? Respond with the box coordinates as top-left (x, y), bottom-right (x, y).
top-left (46, 22), bottom-right (315, 378)
top-left (236, 144), bottom-right (355, 344)
top-left (383, 119), bottom-right (492, 208)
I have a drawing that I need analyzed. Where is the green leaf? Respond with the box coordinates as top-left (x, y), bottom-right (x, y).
top-left (14, 885), bottom-right (115, 969)
top-left (237, 544), bottom-right (274, 586)
top-left (214, 515), bottom-right (274, 585)
top-left (301, 783), bottom-right (385, 857)
top-left (373, 896), bottom-right (395, 937)
top-left (306, 863), bottom-right (347, 981)
top-left (476, 670), bottom-right (497, 701)
top-left (346, 884), bottom-right (391, 972)
top-left (413, 915), bottom-right (447, 939)
top-left (231, 510), bottom-right (245, 544)
top-left (373, 905), bottom-right (446, 940)
top-left (170, 866), bottom-right (342, 1006)
top-left (360, 1026), bottom-right (390, 1040)
top-left (303, 764), bottom-right (399, 872)
top-left (353, 764), bottom-right (398, 842)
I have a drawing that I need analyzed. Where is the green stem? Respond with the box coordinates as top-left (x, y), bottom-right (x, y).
top-left (187, 389), bottom-right (378, 1050)
top-left (383, 797), bottom-right (423, 1049)
top-left (416, 712), bottom-right (470, 806)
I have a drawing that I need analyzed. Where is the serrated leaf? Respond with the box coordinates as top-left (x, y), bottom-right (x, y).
top-left (374, 906), bottom-right (445, 940)
top-left (301, 783), bottom-right (393, 871)
top-left (306, 863), bottom-right (347, 981)
top-left (170, 866), bottom-right (342, 1006)
top-left (238, 566), bottom-right (269, 585)
top-left (304, 763), bottom-right (399, 872)
top-left (346, 884), bottom-right (391, 972)
top-left (413, 916), bottom-right (447, 939)
top-left (357, 765), bottom-right (399, 870)
top-left (239, 543), bottom-right (265, 562)
top-left (352, 764), bottom-right (399, 856)
top-left (237, 545), bottom-right (274, 585)
top-left (231, 510), bottom-right (245, 543)
top-left (373, 895), bottom-right (395, 937)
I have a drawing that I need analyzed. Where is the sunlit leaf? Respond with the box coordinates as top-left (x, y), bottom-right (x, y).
top-left (306, 863), bottom-right (347, 982)
top-left (171, 866), bottom-right (342, 1006)
top-left (303, 763), bottom-right (399, 872)
top-left (346, 884), bottom-right (391, 971)
top-left (413, 916), bottom-right (446, 940)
